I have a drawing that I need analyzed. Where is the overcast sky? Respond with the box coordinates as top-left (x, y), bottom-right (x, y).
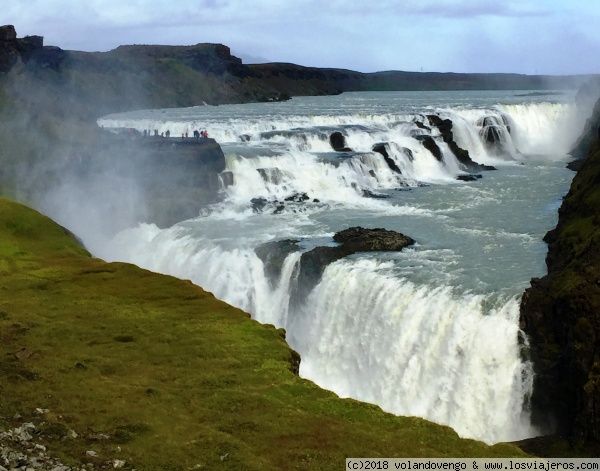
top-left (4, 0), bottom-right (600, 75)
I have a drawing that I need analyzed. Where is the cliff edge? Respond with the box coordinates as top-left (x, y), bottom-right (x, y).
top-left (0, 166), bottom-right (526, 470)
top-left (520, 88), bottom-right (600, 453)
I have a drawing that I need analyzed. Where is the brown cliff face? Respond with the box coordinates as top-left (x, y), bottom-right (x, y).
top-left (520, 93), bottom-right (600, 449)
top-left (0, 25), bottom-right (19, 72)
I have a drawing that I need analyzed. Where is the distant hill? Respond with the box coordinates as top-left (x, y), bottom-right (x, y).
top-left (1, 24), bottom-right (596, 119)
top-left (1, 23), bottom-right (596, 210)
top-left (234, 51), bottom-right (271, 64)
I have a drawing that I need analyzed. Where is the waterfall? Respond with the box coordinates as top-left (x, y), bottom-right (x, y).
top-left (287, 259), bottom-right (535, 444)
top-left (84, 92), bottom-right (578, 445)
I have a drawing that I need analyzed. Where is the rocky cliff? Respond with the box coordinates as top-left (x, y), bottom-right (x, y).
top-left (64, 131), bottom-right (228, 228)
top-left (520, 85), bottom-right (600, 452)
top-left (1, 24), bottom-right (594, 115)
top-left (0, 25), bottom-right (238, 226)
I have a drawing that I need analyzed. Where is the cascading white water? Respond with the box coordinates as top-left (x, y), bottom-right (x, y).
top-left (78, 91), bottom-right (581, 445)
top-left (498, 103), bottom-right (582, 155)
top-left (288, 259), bottom-right (534, 444)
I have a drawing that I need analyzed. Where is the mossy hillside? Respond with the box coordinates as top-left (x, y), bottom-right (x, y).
top-left (546, 138), bottom-right (600, 299)
top-left (520, 135), bottom-right (600, 451)
top-left (0, 197), bottom-right (528, 469)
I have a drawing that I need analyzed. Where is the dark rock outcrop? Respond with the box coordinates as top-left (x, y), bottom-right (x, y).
top-left (257, 167), bottom-right (285, 185)
top-left (66, 133), bottom-right (227, 228)
top-left (362, 189), bottom-right (389, 199)
top-left (427, 114), bottom-right (496, 171)
top-left (415, 135), bottom-right (443, 161)
top-left (0, 25), bottom-right (19, 73)
top-left (481, 123), bottom-right (503, 144)
top-left (402, 147), bottom-right (415, 162)
top-left (330, 131), bottom-right (352, 152)
top-left (520, 94), bottom-right (600, 450)
top-left (456, 174), bottom-right (482, 182)
top-left (372, 143), bottom-right (402, 173)
top-left (255, 239), bottom-right (301, 286)
top-left (569, 85), bottom-right (600, 164)
top-left (332, 227), bottom-right (415, 251)
top-left (256, 228), bottom-right (415, 306)
top-left (477, 115), bottom-right (514, 157)
top-left (294, 227), bottom-right (415, 303)
top-left (250, 197), bottom-right (268, 213)
top-left (0, 25), bottom-right (57, 73)
top-left (0, 25), bottom-right (16, 41)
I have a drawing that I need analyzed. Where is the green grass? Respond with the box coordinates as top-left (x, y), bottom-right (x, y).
top-left (0, 198), bottom-right (529, 469)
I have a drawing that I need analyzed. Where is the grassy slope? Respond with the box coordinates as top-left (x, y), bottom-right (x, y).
top-left (0, 198), bottom-right (528, 469)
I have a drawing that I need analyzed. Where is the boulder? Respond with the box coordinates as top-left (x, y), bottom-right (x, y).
top-left (456, 174), bottom-right (482, 182)
top-left (293, 227), bottom-right (415, 303)
top-left (329, 131), bottom-right (352, 152)
top-left (333, 227), bottom-right (415, 252)
top-left (362, 189), bottom-right (389, 199)
top-left (284, 192), bottom-right (310, 202)
top-left (251, 197), bottom-right (268, 213)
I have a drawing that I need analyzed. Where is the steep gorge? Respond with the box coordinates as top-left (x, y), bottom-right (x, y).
top-left (520, 86), bottom-right (600, 453)
top-left (5, 23), bottom-right (600, 457)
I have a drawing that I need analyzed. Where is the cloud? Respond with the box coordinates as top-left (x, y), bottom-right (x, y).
top-left (295, 0), bottom-right (551, 19)
top-left (404, 0), bottom-right (551, 18)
